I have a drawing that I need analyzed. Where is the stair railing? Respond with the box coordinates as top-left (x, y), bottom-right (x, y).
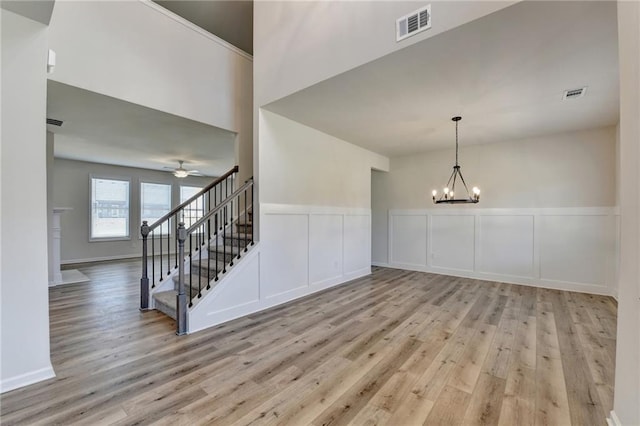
top-left (140, 165), bottom-right (238, 310)
top-left (175, 178), bottom-right (254, 334)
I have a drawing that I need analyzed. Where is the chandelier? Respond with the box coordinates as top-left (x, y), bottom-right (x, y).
top-left (432, 116), bottom-right (480, 204)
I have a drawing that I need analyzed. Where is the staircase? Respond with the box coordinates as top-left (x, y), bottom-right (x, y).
top-left (153, 212), bottom-right (253, 320)
top-left (139, 166), bottom-right (255, 334)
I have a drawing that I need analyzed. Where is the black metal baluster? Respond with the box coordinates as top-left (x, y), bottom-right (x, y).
top-left (222, 209), bottom-right (227, 274)
top-left (166, 220), bottom-right (170, 276)
top-left (251, 182), bottom-right (254, 245)
top-left (198, 223), bottom-right (202, 298)
top-left (244, 189), bottom-right (248, 252)
top-left (152, 234), bottom-right (155, 285)
top-left (189, 233), bottom-right (193, 305)
top-left (206, 219), bottom-right (211, 290)
top-left (229, 194), bottom-right (234, 267)
top-left (215, 212), bottom-right (220, 281)
top-left (174, 214), bottom-right (178, 269)
top-left (237, 193), bottom-right (241, 259)
top-left (159, 226), bottom-right (163, 281)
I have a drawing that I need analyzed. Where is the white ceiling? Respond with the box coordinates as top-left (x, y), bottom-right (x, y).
top-left (155, 0), bottom-right (253, 54)
top-left (47, 81), bottom-right (236, 177)
top-left (264, 1), bottom-right (619, 157)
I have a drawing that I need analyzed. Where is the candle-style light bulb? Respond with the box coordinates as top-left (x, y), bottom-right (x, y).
top-left (472, 187), bottom-right (480, 195)
top-left (443, 187), bottom-right (449, 194)
top-left (450, 191), bottom-right (454, 198)
top-left (432, 190), bottom-right (437, 197)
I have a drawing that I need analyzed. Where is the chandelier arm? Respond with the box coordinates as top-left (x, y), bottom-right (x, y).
top-left (445, 167), bottom-right (457, 188)
top-left (456, 168), bottom-right (473, 199)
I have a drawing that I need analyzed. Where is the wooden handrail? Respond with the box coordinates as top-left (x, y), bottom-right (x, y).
top-left (147, 165), bottom-right (238, 232)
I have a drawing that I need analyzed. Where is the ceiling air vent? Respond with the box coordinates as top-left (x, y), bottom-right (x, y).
top-left (563, 87), bottom-right (588, 100)
top-left (397, 5), bottom-right (431, 42)
top-left (46, 118), bottom-right (64, 126)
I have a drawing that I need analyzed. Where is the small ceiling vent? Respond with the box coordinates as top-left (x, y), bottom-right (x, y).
top-left (46, 118), bottom-right (64, 126)
top-left (397, 5), bottom-right (431, 42)
top-left (563, 87), bottom-right (588, 100)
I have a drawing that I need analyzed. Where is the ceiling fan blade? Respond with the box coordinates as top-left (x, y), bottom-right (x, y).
top-left (162, 166), bottom-right (175, 170)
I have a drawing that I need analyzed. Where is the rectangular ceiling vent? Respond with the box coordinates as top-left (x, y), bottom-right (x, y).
top-left (397, 5), bottom-right (431, 42)
top-left (46, 118), bottom-right (63, 126)
top-left (563, 86), bottom-right (588, 100)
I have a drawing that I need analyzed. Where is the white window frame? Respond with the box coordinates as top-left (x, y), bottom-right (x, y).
top-left (140, 181), bottom-right (172, 238)
top-left (89, 175), bottom-right (131, 242)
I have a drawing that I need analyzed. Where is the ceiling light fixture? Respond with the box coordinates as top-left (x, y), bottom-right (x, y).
top-left (173, 169), bottom-right (189, 178)
top-left (432, 116), bottom-right (480, 204)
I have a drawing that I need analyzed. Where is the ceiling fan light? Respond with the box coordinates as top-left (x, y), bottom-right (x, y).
top-left (174, 169), bottom-right (189, 178)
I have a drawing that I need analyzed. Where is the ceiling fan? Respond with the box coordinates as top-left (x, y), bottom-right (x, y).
top-left (164, 160), bottom-right (202, 178)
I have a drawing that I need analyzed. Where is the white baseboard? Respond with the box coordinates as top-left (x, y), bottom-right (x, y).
top-left (1, 365), bottom-right (56, 393)
top-left (607, 411), bottom-right (622, 426)
top-left (61, 253), bottom-right (140, 265)
top-left (375, 262), bottom-right (615, 297)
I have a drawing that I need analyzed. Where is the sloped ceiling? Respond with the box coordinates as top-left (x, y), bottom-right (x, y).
top-left (155, 0), bottom-right (253, 54)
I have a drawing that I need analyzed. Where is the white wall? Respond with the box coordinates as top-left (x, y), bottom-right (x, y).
top-left (613, 1), bottom-right (640, 424)
top-left (52, 158), bottom-right (211, 264)
top-left (382, 207), bottom-right (617, 296)
top-left (259, 110), bottom-right (388, 208)
top-left (372, 127), bottom-right (617, 265)
top-left (190, 111), bottom-right (388, 331)
top-left (254, 1), bottom-right (516, 106)
top-left (48, 0), bottom-right (253, 182)
top-left (1, 9), bottom-right (55, 392)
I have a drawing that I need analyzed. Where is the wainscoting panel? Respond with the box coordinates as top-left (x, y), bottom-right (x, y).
top-left (344, 215), bottom-right (371, 275)
top-left (309, 214), bottom-right (344, 285)
top-left (539, 215), bottom-right (612, 287)
top-left (478, 215), bottom-right (535, 278)
top-left (387, 208), bottom-right (618, 296)
top-left (390, 213), bottom-right (427, 267)
top-left (188, 204), bottom-right (374, 332)
top-left (431, 215), bottom-right (475, 271)
top-left (260, 213), bottom-right (309, 298)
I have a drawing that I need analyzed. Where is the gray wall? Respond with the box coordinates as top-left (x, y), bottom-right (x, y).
top-left (52, 158), bottom-right (213, 263)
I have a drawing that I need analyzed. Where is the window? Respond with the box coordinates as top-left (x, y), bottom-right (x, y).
top-left (180, 185), bottom-right (203, 229)
top-left (91, 177), bottom-right (130, 239)
top-left (141, 182), bottom-right (171, 234)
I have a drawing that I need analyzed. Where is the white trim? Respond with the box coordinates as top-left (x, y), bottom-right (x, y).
top-left (1, 366), bottom-right (56, 394)
top-left (140, 0), bottom-right (253, 62)
top-left (261, 203), bottom-right (370, 216)
top-left (61, 253), bottom-right (140, 265)
top-left (607, 411), bottom-right (622, 426)
top-left (389, 206), bottom-right (619, 216)
top-left (387, 207), bottom-right (619, 297)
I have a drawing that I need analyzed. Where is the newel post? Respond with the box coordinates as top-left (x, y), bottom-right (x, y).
top-left (140, 221), bottom-right (150, 310)
top-left (176, 222), bottom-right (188, 335)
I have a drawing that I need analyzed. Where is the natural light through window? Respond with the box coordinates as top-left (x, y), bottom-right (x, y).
top-left (91, 177), bottom-right (130, 239)
top-left (141, 182), bottom-right (171, 234)
top-left (180, 186), bottom-right (203, 229)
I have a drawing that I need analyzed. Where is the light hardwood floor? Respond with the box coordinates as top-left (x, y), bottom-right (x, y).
top-left (1, 260), bottom-right (617, 425)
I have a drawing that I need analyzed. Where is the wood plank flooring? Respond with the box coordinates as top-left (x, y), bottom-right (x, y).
top-left (0, 260), bottom-right (617, 425)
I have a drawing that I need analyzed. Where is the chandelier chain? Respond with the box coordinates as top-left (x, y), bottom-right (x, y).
top-left (455, 119), bottom-right (459, 166)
